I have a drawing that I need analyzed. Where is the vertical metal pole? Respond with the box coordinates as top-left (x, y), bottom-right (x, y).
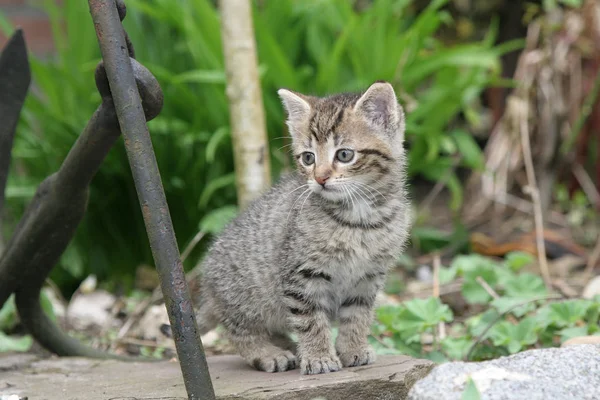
top-left (88, 1), bottom-right (216, 399)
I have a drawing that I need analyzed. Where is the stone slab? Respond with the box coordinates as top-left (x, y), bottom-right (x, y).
top-left (0, 353), bottom-right (433, 400)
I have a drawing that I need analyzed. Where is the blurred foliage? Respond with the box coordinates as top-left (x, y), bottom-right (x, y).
top-left (0, 291), bottom-right (55, 352)
top-left (373, 252), bottom-right (600, 361)
top-left (0, 0), bottom-right (521, 293)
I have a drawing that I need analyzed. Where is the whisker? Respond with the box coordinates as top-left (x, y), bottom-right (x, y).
top-left (345, 184), bottom-right (358, 211)
top-left (350, 184), bottom-right (371, 207)
top-left (282, 184), bottom-right (309, 198)
top-left (347, 182), bottom-right (376, 203)
top-left (276, 184), bottom-right (309, 208)
top-left (298, 191), bottom-right (312, 216)
top-left (327, 182), bottom-right (355, 209)
top-left (277, 143), bottom-right (295, 153)
top-left (286, 188), bottom-right (311, 225)
top-left (271, 136), bottom-right (292, 142)
top-left (349, 181), bottom-right (388, 203)
top-left (341, 185), bottom-right (352, 210)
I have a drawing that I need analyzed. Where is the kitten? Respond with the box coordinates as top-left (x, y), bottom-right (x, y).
top-left (193, 81), bottom-right (411, 375)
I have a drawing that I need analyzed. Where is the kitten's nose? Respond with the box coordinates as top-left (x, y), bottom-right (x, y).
top-left (315, 175), bottom-right (329, 186)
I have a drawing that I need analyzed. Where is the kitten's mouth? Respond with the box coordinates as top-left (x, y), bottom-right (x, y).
top-left (312, 184), bottom-right (346, 203)
top-left (313, 184), bottom-right (337, 193)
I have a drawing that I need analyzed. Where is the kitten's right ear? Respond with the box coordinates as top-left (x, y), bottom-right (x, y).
top-left (278, 88), bottom-right (312, 125)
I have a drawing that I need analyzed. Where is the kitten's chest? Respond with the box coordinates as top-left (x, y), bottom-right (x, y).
top-left (317, 223), bottom-right (403, 263)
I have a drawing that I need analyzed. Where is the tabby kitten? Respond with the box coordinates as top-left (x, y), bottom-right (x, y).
top-left (193, 81), bottom-right (411, 375)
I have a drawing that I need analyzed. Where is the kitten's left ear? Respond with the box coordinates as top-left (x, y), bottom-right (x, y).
top-left (354, 81), bottom-right (405, 139)
top-left (278, 89), bottom-right (312, 124)
top-left (278, 88), bottom-right (313, 140)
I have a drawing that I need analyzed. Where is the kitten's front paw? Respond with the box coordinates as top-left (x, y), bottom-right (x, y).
top-left (338, 345), bottom-right (376, 367)
top-left (251, 350), bottom-right (297, 373)
top-left (300, 354), bottom-right (342, 375)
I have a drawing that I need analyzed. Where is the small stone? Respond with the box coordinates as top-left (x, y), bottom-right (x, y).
top-left (408, 344), bottom-right (600, 400)
top-left (562, 335), bottom-right (600, 347)
top-left (78, 275), bottom-right (98, 294)
top-left (416, 265), bottom-right (433, 283)
top-left (201, 329), bottom-right (220, 348)
top-left (582, 275), bottom-right (600, 299)
top-left (0, 395), bottom-right (25, 400)
top-left (134, 304), bottom-right (169, 340)
top-left (66, 290), bottom-right (115, 330)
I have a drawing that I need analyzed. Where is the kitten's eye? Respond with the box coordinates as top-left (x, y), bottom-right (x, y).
top-left (301, 152), bottom-right (315, 166)
top-left (336, 149), bottom-right (354, 163)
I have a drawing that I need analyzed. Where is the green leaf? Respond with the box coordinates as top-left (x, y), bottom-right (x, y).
top-left (462, 378), bottom-right (482, 400)
top-left (503, 273), bottom-right (547, 298)
top-left (171, 69), bottom-right (226, 84)
top-left (490, 317), bottom-right (538, 354)
top-left (199, 205), bottom-right (238, 235)
top-left (369, 336), bottom-right (404, 355)
top-left (545, 300), bottom-right (593, 327)
top-left (0, 331), bottom-right (33, 352)
top-left (439, 266), bottom-right (457, 285)
top-left (504, 252), bottom-right (535, 271)
top-left (411, 227), bottom-right (452, 252)
top-left (558, 326), bottom-right (589, 343)
top-left (397, 297), bottom-right (453, 331)
top-left (442, 336), bottom-right (472, 360)
top-left (205, 127), bottom-right (230, 164)
top-left (491, 297), bottom-right (537, 318)
top-left (41, 290), bottom-right (58, 323)
top-left (467, 308), bottom-right (500, 338)
top-left (450, 254), bottom-right (495, 276)
top-left (451, 129), bottom-right (484, 170)
top-left (559, 0), bottom-right (583, 7)
top-left (376, 305), bottom-right (401, 330)
top-left (0, 295), bottom-right (18, 331)
top-left (198, 173), bottom-right (237, 209)
top-left (462, 265), bottom-right (498, 304)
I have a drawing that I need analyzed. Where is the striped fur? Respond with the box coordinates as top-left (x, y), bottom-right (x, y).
top-left (192, 81), bottom-right (412, 375)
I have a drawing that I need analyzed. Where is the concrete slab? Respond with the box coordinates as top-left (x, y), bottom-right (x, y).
top-left (0, 353), bottom-right (433, 400)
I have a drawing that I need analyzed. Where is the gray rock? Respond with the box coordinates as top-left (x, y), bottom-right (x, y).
top-left (583, 275), bottom-right (600, 299)
top-left (408, 344), bottom-right (600, 400)
top-left (0, 353), bottom-right (433, 400)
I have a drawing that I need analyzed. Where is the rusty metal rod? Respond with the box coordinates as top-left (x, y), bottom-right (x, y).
top-left (87, 1), bottom-right (215, 399)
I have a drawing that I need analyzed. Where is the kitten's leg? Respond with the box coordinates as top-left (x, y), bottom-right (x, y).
top-left (334, 275), bottom-right (382, 367)
top-left (229, 332), bottom-right (297, 373)
top-left (290, 309), bottom-right (341, 375)
top-left (283, 270), bottom-right (341, 375)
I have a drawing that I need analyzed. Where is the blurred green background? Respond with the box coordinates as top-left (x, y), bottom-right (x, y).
top-left (0, 0), bottom-right (565, 295)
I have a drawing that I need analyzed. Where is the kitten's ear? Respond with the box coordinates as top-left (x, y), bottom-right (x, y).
top-left (354, 81), bottom-right (404, 139)
top-left (278, 88), bottom-right (312, 126)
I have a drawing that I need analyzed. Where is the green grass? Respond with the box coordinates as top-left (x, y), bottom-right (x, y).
top-left (1, 0), bottom-right (522, 293)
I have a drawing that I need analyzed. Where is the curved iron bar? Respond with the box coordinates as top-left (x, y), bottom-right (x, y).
top-left (0, 59), bottom-right (163, 359)
top-left (88, 0), bottom-right (216, 398)
top-left (0, 29), bottom-right (30, 259)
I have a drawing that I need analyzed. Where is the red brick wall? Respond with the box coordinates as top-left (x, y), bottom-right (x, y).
top-left (0, 0), bottom-right (55, 55)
